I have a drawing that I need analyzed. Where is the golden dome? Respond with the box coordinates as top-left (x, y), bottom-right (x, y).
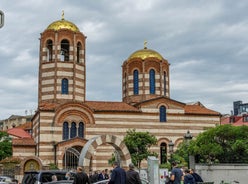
top-left (128, 47), bottom-right (163, 60)
top-left (46, 18), bottom-right (80, 32)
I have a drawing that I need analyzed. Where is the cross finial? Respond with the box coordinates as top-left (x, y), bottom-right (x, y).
top-left (62, 10), bottom-right (65, 20)
top-left (144, 40), bottom-right (147, 49)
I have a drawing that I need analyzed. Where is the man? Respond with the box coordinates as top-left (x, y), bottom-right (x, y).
top-left (126, 163), bottom-right (142, 184)
top-left (108, 161), bottom-right (126, 184)
top-left (170, 162), bottom-right (183, 184)
top-left (73, 166), bottom-right (91, 184)
top-left (189, 168), bottom-right (203, 183)
top-left (98, 169), bottom-right (106, 181)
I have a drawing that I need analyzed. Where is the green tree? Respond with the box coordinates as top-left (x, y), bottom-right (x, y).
top-left (175, 125), bottom-right (248, 164)
top-left (0, 131), bottom-right (12, 161)
top-left (123, 129), bottom-right (157, 168)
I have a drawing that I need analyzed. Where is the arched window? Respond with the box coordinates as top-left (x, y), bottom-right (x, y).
top-left (61, 78), bottom-right (69, 94)
top-left (78, 122), bottom-right (84, 138)
top-left (61, 39), bottom-right (70, 61)
top-left (63, 122), bottom-right (69, 140)
top-left (133, 70), bottom-right (139, 95)
top-left (149, 69), bottom-right (155, 94)
top-left (70, 122), bottom-right (77, 138)
top-left (160, 106), bottom-right (167, 122)
top-left (77, 42), bottom-right (82, 63)
top-left (46, 40), bottom-right (53, 62)
top-left (164, 71), bottom-right (166, 96)
top-left (160, 142), bottom-right (167, 164)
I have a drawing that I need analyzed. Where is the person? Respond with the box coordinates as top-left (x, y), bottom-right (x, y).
top-left (170, 162), bottom-right (183, 184)
top-left (51, 175), bottom-right (57, 181)
top-left (189, 169), bottom-right (203, 183)
top-left (126, 163), bottom-right (142, 184)
top-left (98, 169), bottom-right (106, 181)
top-left (89, 171), bottom-right (98, 183)
top-left (108, 161), bottom-right (126, 184)
top-left (104, 168), bottom-right (110, 179)
top-left (65, 172), bottom-right (71, 180)
top-left (73, 166), bottom-right (91, 184)
top-left (183, 169), bottom-right (195, 184)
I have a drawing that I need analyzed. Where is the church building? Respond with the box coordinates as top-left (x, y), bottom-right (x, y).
top-left (11, 15), bottom-right (220, 173)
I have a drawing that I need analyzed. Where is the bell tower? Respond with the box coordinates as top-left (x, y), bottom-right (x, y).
top-left (38, 14), bottom-right (86, 106)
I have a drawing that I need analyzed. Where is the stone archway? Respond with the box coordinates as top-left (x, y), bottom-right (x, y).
top-left (78, 135), bottom-right (132, 172)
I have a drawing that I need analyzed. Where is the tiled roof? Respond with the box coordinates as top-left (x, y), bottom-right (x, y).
top-left (7, 128), bottom-right (31, 138)
top-left (185, 104), bottom-right (220, 115)
top-left (12, 137), bottom-right (35, 146)
top-left (85, 101), bottom-right (140, 112)
top-left (39, 102), bottom-right (57, 110)
top-left (17, 122), bottom-right (32, 130)
top-left (221, 116), bottom-right (248, 126)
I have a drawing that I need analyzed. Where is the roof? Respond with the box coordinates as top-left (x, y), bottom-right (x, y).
top-left (7, 128), bottom-right (31, 138)
top-left (46, 18), bottom-right (80, 32)
top-left (128, 47), bottom-right (163, 60)
top-left (85, 101), bottom-right (140, 112)
top-left (12, 137), bottom-right (35, 146)
top-left (17, 122), bottom-right (32, 130)
top-left (185, 104), bottom-right (220, 115)
top-left (221, 115), bottom-right (248, 126)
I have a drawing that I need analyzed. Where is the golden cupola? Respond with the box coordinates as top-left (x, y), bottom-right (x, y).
top-left (122, 42), bottom-right (170, 105)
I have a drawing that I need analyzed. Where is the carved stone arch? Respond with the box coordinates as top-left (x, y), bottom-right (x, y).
top-left (54, 102), bottom-right (95, 125)
top-left (78, 135), bottom-right (132, 172)
top-left (175, 138), bottom-right (184, 148)
top-left (20, 156), bottom-right (43, 173)
top-left (157, 137), bottom-right (171, 146)
top-left (157, 102), bottom-right (169, 109)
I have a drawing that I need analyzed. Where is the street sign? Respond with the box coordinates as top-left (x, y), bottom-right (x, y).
top-left (0, 10), bottom-right (4, 28)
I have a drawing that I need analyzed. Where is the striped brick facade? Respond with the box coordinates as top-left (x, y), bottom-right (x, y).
top-left (14, 17), bottom-right (221, 173)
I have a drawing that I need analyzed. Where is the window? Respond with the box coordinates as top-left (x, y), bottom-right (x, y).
top-left (243, 115), bottom-right (248, 122)
top-left (70, 122), bottom-right (77, 138)
top-left (61, 39), bottom-right (69, 61)
top-left (160, 143), bottom-right (167, 164)
top-left (160, 106), bottom-right (167, 122)
top-left (164, 71), bottom-right (166, 96)
top-left (77, 42), bottom-right (82, 63)
top-left (63, 122), bottom-right (69, 140)
top-left (149, 69), bottom-right (155, 94)
top-left (133, 70), bottom-right (139, 95)
top-left (61, 78), bottom-right (68, 94)
top-left (78, 122), bottom-right (84, 138)
top-left (46, 40), bottom-right (53, 62)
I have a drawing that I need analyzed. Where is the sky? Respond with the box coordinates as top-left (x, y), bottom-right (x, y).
top-left (0, 0), bottom-right (248, 120)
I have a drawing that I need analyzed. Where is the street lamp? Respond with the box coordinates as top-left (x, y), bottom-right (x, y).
top-left (184, 130), bottom-right (193, 169)
top-left (168, 140), bottom-right (174, 154)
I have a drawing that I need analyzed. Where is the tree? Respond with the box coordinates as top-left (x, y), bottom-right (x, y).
top-left (0, 131), bottom-right (12, 161)
top-left (174, 125), bottom-right (248, 164)
top-left (123, 129), bottom-right (157, 168)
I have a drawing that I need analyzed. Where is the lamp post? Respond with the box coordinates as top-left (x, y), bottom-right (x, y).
top-left (168, 140), bottom-right (174, 155)
top-left (168, 140), bottom-right (174, 170)
top-left (184, 130), bottom-right (193, 168)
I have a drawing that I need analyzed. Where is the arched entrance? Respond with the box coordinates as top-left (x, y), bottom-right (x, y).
top-left (78, 135), bottom-right (132, 172)
top-left (63, 147), bottom-right (81, 170)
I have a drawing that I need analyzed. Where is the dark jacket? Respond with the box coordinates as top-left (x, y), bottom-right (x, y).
top-left (73, 171), bottom-right (91, 184)
top-left (192, 172), bottom-right (203, 182)
top-left (184, 174), bottom-right (195, 184)
top-left (126, 169), bottom-right (142, 184)
top-left (108, 166), bottom-right (126, 184)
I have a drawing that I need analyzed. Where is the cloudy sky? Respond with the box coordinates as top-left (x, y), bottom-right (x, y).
top-left (0, 0), bottom-right (247, 119)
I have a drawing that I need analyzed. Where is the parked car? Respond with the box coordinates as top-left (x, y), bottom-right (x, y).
top-left (92, 178), bottom-right (149, 184)
top-left (43, 180), bottom-right (73, 184)
top-left (21, 170), bottom-right (75, 184)
top-left (0, 176), bottom-right (18, 184)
